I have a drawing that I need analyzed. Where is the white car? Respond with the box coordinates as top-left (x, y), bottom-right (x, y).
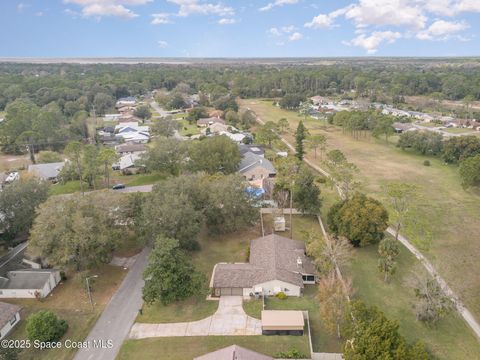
top-left (5, 172), bottom-right (19, 183)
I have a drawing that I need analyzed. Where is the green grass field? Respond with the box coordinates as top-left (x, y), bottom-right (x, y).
top-left (177, 119), bottom-right (201, 136)
top-left (5, 265), bottom-right (126, 360)
top-left (240, 99), bottom-right (480, 359)
top-left (240, 99), bottom-right (480, 318)
top-left (118, 335), bottom-right (310, 360)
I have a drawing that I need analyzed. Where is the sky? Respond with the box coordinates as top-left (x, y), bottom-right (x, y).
top-left (1, 0), bottom-right (480, 58)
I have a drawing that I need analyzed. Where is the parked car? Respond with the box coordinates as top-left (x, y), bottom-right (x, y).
top-left (112, 184), bottom-right (126, 190)
top-left (5, 172), bottom-right (19, 184)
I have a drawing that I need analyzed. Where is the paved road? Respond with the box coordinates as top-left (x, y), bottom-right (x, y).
top-left (129, 296), bottom-right (261, 339)
top-left (254, 111), bottom-right (480, 340)
top-left (149, 101), bottom-right (184, 140)
top-left (73, 247), bottom-right (151, 360)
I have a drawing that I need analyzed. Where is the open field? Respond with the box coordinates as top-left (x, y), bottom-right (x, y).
top-left (240, 99), bottom-right (480, 318)
top-left (0, 153), bottom-right (30, 172)
top-left (5, 265), bottom-right (126, 360)
top-left (177, 119), bottom-right (201, 136)
top-left (118, 335), bottom-right (310, 360)
top-left (345, 242), bottom-right (480, 360)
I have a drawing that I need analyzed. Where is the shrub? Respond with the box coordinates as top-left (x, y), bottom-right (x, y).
top-left (423, 160), bottom-right (431, 166)
top-left (26, 310), bottom-right (68, 342)
top-left (275, 291), bottom-right (287, 300)
top-left (316, 176), bottom-right (327, 184)
top-left (275, 348), bottom-right (308, 359)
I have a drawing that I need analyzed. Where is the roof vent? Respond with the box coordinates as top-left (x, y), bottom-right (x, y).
top-left (297, 257), bottom-right (302, 267)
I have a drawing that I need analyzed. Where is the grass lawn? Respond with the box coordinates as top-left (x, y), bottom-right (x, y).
top-left (261, 213), bottom-right (323, 241)
top-left (137, 295), bottom-right (218, 323)
top-left (345, 243), bottom-right (480, 360)
top-left (177, 119), bottom-right (200, 136)
top-left (5, 264), bottom-right (127, 360)
top-left (239, 99), bottom-right (480, 320)
top-left (243, 286), bottom-right (343, 353)
top-left (118, 335), bottom-right (310, 360)
top-left (443, 127), bottom-right (479, 135)
top-left (418, 122), bottom-right (439, 128)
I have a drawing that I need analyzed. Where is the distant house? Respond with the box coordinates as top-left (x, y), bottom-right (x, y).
top-left (115, 143), bottom-right (147, 156)
top-left (204, 122), bottom-right (231, 134)
top-left (194, 345), bottom-right (272, 360)
top-left (0, 269), bottom-right (61, 299)
top-left (219, 131), bottom-right (246, 144)
top-left (0, 302), bottom-right (21, 340)
top-left (28, 162), bottom-right (65, 182)
top-left (197, 117), bottom-right (225, 127)
top-left (239, 152), bottom-right (276, 181)
top-left (115, 153), bottom-right (143, 173)
top-left (115, 97), bottom-right (136, 108)
top-left (104, 114), bottom-right (121, 121)
top-left (115, 122), bottom-right (150, 143)
top-left (211, 234), bottom-right (317, 297)
top-left (239, 144), bottom-right (265, 157)
top-left (392, 122), bottom-right (416, 133)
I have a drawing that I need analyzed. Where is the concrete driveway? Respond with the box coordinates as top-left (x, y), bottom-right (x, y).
top-left (129, 296), bottom-right (261, 339)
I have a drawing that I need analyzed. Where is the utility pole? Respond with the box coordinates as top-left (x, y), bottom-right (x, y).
top-left (85, 275), bottom-right (98, 311)
top-left (290, 181), bottom-right (294, 239)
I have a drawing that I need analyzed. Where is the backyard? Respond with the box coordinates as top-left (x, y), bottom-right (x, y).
top-left (240, 99), bottom-right (480, 319)
top-left (240, 99), bottom-right (480, 359)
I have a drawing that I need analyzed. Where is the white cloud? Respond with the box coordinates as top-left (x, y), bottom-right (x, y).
top-left (167, 0), bottom-right (234, 17)
top-left (417, 20), bottom-right (468, 40)
top-left (36, 11), bottom-right (44, 16)
top-left (281, 25), bottom-right (296, 34)
top-left (259, 0), bottom-right (298, 12)
top-left (64, 0), bottom-right (152, 19)
top-left (17, 3), bottom-right (29, 12)
top-left (218, 18), bottom-right (236, 24)
top-left (288, 32), bottom-right (303, 41)
top-left (268, 27), bottom-right (282, 36)
top-left (151, 13), bottom-right (172, 24)
top-left (158, 40), bottom-right (168, 48)
top-left (347, 31), bottom-right (401, 53)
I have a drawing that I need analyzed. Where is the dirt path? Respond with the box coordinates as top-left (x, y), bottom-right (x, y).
top-left (255, 113), bottom-right (480, 340)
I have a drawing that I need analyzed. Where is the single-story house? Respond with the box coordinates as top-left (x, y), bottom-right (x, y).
top-left (194, 345), bottom-right (272, 360)
top-left (220, 131), bottom-right (246, 144)
top-left (211, 234), bottom-right (317, 297)
top-left (204, 122), bottom-right (232, 134)
top-left (27, 162), bottom-right (65, 182)
top-left (120, 132), bottom-right (150, 144)
top-left (104, 114), bottom-right (121, 121)
top-left (0, 269), bottom-right (61, 299)
top-left (115, 143), bottom-right (147, 156)
top-left (239, 152), bottom-right (276, 181)
top-left (261, 310), bottom-right (304, 335)
top-left (392, 122), bottom-right (417, 133)
top-left (197, 117), bottom-right (225, 127)
top-left (116, 97), bottom-right (136, 107)
top-left (239, 144), bottom-right (265, 157)
top-left (0, 302), bottom-right (21, 340)
top-left (115, 153), bottom-right (143, 173)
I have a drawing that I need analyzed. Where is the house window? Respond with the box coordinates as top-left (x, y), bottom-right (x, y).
top-left (303, 275), bottom-right (315, 282)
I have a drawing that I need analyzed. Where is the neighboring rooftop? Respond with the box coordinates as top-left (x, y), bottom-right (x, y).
top-left (213, 234), bottom-right (316, 289)
top-left (239, 144), bottom-right (265, 157)
top-left (261, 310), bottom-right (304, 328)
top-left (115, 143), bottom-right (147, 153)
top-left (0, 269), bottom-right (57, 290)
top-left (239, 152), bottom-right (275, 175)
top-left (194, 345), bottom-right (272, 360)
top-left (197, 117), bottom-right (225, 126)
top-left (27, 162), bottom-right (65, 180)
top-left (0, 302), bottom-right (20, 329)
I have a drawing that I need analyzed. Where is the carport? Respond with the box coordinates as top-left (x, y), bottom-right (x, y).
top-left (261, 310), bottom-right (304, 336)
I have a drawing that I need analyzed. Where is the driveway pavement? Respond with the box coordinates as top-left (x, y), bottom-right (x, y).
top-left (129, 296), bottom-right (261, 339)
top-left (113, 184), bottom-right (153, 193)
top-left (73, 247), bottom-right (151, 360)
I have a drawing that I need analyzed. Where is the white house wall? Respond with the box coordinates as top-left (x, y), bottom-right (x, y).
top-left (254, 280), bottom-right (301, 297)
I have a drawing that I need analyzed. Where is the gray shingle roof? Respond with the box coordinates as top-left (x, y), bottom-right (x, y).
top-left (239, 152), bottom-right (276, 175)
top-left (194, 345), bottom-right (272, 360)
top-left (213, 234), bottom-right (316, 288)
top-left (27, 162), bottom-right (65, 180)
top-left (0, 302), bottom-right (20, 329)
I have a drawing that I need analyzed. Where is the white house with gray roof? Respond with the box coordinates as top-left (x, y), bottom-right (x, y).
top-left (0, 269), bottom-right (61, 299)
top-left (0, 302), bottom-right (21, 340)
top-left (211, 234), bottom-right (316, 297)
top-left (28, 162), bottom-right (65, 182)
